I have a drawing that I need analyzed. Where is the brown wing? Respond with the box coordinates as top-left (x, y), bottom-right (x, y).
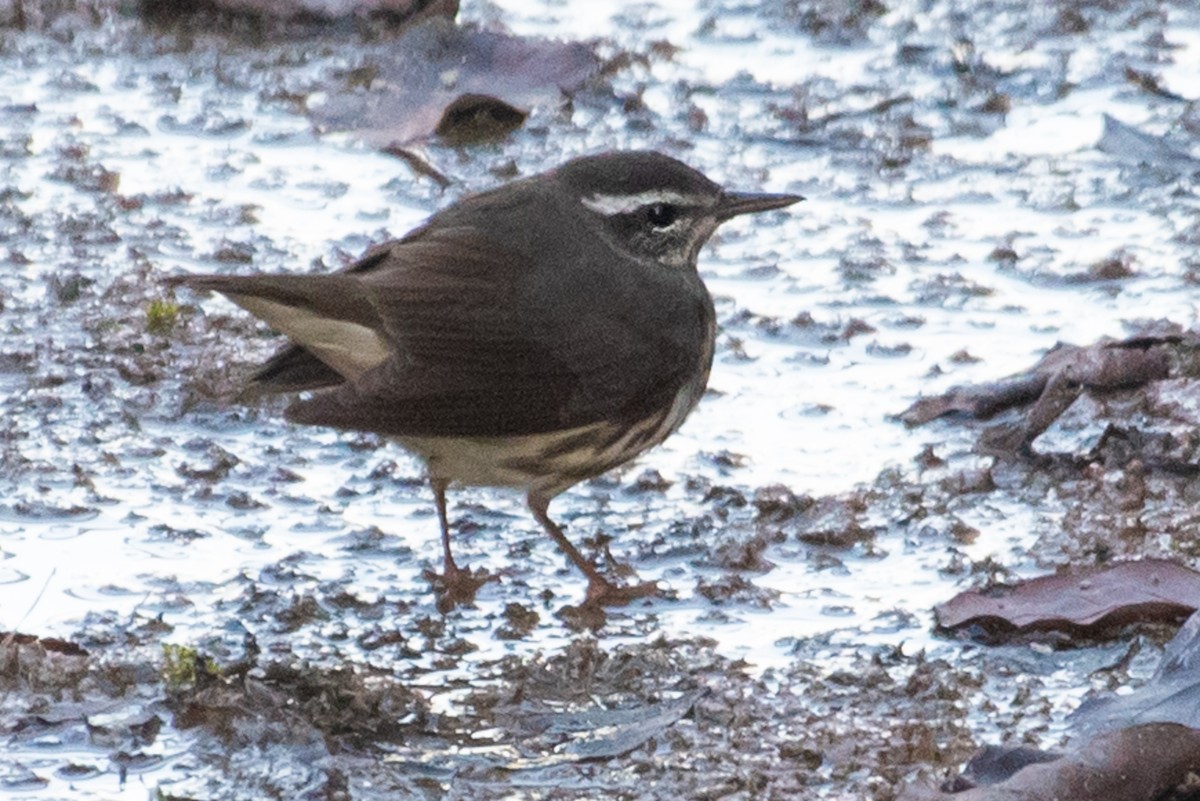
top-left (288, 226), bottom-right (713, 438)
top-left (246, 245), bottom-right (394, 393)
top-left (170, 271), bottom-right (392, 384)
top-left (177, 211), bottom-right (713, 438)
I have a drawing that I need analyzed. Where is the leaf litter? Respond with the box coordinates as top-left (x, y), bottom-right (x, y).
top-left (5, 0), bottom-right (1200, 798)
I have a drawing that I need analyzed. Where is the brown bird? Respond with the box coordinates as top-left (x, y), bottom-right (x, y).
top-left (169, 151), bottom-right (801, 609)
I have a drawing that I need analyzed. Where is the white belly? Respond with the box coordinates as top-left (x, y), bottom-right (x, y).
top-left (398, 424), bottom-right (609, 493)
top-left (397, 368), bottom-right (708, 499)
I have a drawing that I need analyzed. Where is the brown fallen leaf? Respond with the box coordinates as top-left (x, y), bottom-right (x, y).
top-left (934, 559), bottom-right (1200, 638)
top-left (1123, 67), bottom-right (1186, 101)
top-left (899, 334), bottom-right (1175, 429)
top-left (898, 371), bottom-right (1049, 427)
top-left (381, 145), bottom-right (452, 187)
top-left (898, 723), bottom-right (1200, 801)
top-left (434, 93), bottom-right (528, 145)
top-left (140, 0), bottom-right (456, 23)
top-left (949, 744), bottom-right (1062, 789)
top-left (310, 17), bottom-right (599, 147)
top-left (1, 631), bottom-right (89, 656)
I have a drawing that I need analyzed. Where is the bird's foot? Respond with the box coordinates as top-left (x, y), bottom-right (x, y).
top-left (583, 577), bottom-right (662, 607)
top-left (556, 578), bottom-right (662, 630)
top-left (423, 564), bottom-right (496, 612)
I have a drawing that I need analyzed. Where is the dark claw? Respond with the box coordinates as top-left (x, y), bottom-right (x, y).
top-left (423, 564), bottom-right (497, 612)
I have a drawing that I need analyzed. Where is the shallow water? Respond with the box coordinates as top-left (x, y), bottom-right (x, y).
top-left (3, 0), bottom-right (1200, 796)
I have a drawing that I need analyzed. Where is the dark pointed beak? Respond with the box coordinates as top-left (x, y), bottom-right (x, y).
top-left (715, 190), bottom-right (804, 221)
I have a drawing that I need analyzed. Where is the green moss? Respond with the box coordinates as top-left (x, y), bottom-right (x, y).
top-left (146, 298), bottom-right (179, 335)
top-left (161, 642), bottom-right (218, 689)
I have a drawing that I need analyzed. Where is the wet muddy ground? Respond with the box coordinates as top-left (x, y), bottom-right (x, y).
top-left (3, 0), bottom-right (1200, 798)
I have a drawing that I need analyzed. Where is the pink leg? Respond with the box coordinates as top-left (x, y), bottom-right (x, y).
top-left (422, 479), bottom-right (494, 610)
top-left (528, 492), bottom-right (659, 608)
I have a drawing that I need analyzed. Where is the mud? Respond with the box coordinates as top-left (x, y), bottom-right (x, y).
top-left (3, 0), bottom-right (1200, 798)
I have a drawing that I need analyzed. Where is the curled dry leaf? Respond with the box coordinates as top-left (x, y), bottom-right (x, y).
top-left (899, 328), bottom-right (1186, 459)
top-left (1, 632), bottom-right (89, 657)
top-left (311, 17), bottom-right (599, 147)
top-left (900, 333), bottom-right (1175, 429)
top-left (434, 93), bottom-right (528, 145)
top-left (898, 723), bottom-right (1200, 801)
top-left (934, 558), bottom-right (1200, 638)
top-left (139, 0), bottom-right (457, 27)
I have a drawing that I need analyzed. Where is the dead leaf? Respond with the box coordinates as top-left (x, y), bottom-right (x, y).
top-left (1, 632), bottom-right (89, 656)
top-left (380, 146), bottom-right (451, 187)
top-left (935, 559), bottom-right (1200, 638)
top-left (898, 372), bottom-right (1050, 427)
top-left (141, 0), bottom-right (456, 23)
top-left (310, 17), bottom-right (599, 147)
top-left (1098, 114), bottom-right (1200, 173)
top-left (498, 690), bottom-right (706, 767)
top-left (898, 723), bottom-right (1200, 801)
top-left (900, 335), bottom-right (1174, 429)
top-left (1071, 609), bottom-right (1200, 736)
top-left (434, 93), bottom-right (528, 145)
top-left (899, 331), bottom-right (1178, 460)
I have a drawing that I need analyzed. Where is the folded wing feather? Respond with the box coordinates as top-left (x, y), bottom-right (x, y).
top-left (172, 273), bottom-right (392, 382)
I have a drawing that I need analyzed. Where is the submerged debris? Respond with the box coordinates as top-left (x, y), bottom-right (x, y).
top-left (1098, 114), bottom-right (1200, 175)
top-left (1072, 609), bottom-right (1200, 737)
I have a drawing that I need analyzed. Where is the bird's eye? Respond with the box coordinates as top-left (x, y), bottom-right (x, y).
top-left (645, 203), bottom-right (678, 229)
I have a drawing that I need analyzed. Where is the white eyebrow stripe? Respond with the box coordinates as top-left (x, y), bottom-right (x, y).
top-left (580, 189), bottom-right (696, 216)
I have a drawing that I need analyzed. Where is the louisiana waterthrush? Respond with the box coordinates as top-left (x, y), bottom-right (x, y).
top-left (169, 151), bottom-right (801, 609)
